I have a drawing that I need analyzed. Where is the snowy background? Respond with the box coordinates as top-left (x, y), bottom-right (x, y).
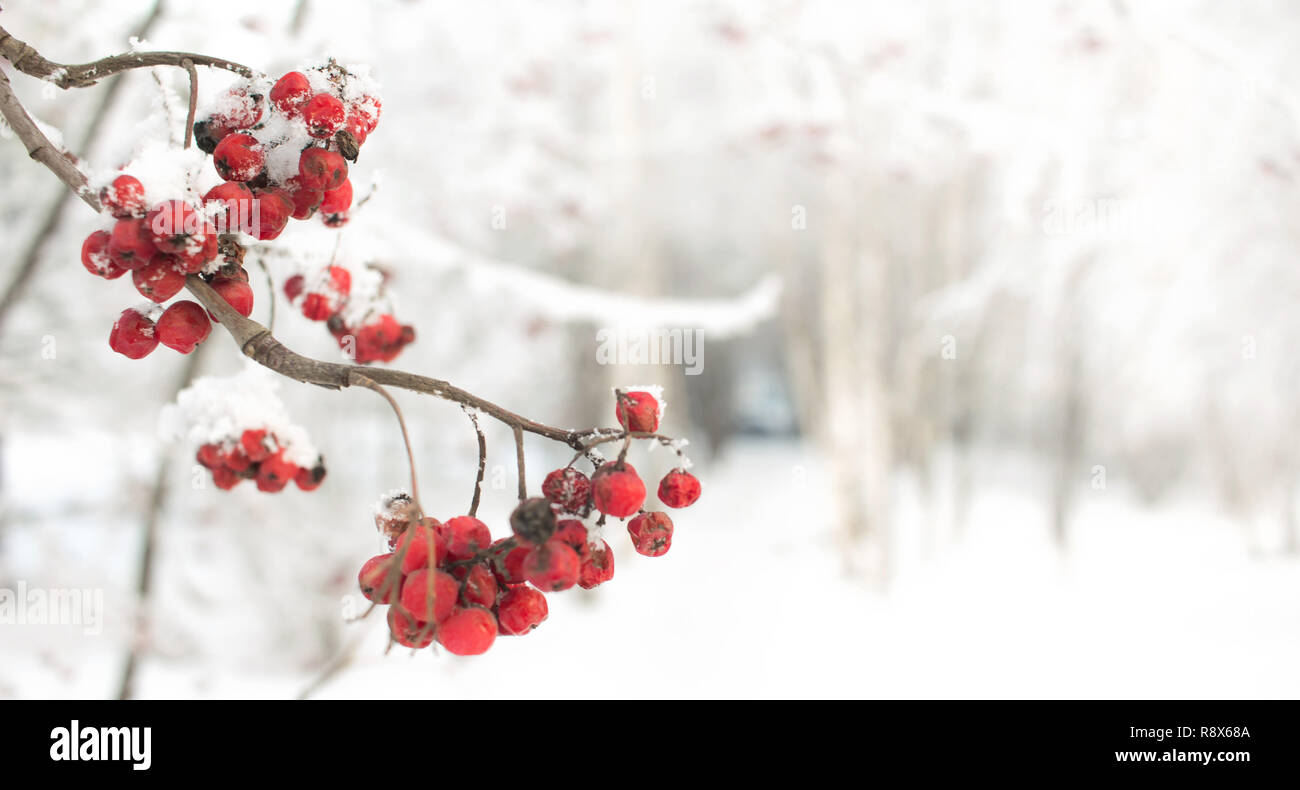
top-left (2, 0), bottom-right (1300, 699)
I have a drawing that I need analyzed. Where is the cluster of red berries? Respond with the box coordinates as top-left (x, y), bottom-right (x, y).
top-left (195, 63), bottom-right (380, 235)
top-left (195, 427), bottom-right (326, 492)
top-left (84, 173), bottom-right (252, 359)
top-left (105, 253), bottom-right (255, 360)
top-left (354, 389), bottom-right (701, 657)
top-left (282, 265), bottom-right (415, 364)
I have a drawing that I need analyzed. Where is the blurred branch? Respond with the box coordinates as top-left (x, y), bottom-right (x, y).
top-left (118, 341), bottom-right (209, 700)
top-left (0, 1), bottom-right (164, 329)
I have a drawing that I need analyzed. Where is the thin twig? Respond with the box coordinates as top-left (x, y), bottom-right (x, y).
top-left (181, 58), bottom-right (197, 149)
top-left (350, 373), bottom-right (422, 515)
top-left (465, 407), bottom-right (486, 517)
top-left (513, 424), bottom-right (526, 500)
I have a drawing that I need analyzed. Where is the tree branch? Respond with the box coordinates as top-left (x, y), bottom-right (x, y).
top-left (0, 24), bottom-right (253, 87)
top-left (2, 29), bottom-right (676, 481)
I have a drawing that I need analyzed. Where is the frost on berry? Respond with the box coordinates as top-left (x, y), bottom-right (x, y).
top-left (81, 230), bottom-right (127, 279)
top-left (509, 497), bottom-right (557, 546)
top-left (615, 389), bottom-right (661, 433)
top-left (522, 539), bottom-right (581, 592)
top-left (375, 490), bottom-right (418, 545)
top-left (628, 511), bottom-right (674, 557)
top-left (108, 307), bottom-right (158, 359)
top-left (657, 469), bottom-right (702, 508)
top-left (497, 586), bottom-right (548, 636)
top-left (100, 174), bottom-right (147, 219)
top-left (591, 462), bottom-right (646, 518)
top-left (436, 606), bottom-right (497, 656)
top-left (578, 540), bottom-right (615, 589)
top-left (542, 467), bottom-right (592, 515)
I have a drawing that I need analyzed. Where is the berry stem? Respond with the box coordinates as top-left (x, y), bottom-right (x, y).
top-left (351, 373), bottom-right (423, 516)
top-left (513, 424), bottom-right (527, 500)
top-left (181, 57), bottom-right (197, 150)
top-left (465, 407), bottom-right (487, 517)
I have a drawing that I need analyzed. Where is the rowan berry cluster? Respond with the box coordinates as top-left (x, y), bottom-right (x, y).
top-left (283, 264), bottom-right (415, 364)
top-left (195, 427), bottom-right (326, 492)
top-left (356, 389), bottom-right (700, 656)
top-left (195, 62), bottom-right (380, 234)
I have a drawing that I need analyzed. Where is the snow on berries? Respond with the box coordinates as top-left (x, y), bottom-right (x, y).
top-left (280, 259), bottom-right (416, 364)
top-left (161, 366), bottom-right (326, 493)
top-left (194, 60), bottom-right (380, 233)
top-left (615, 387), bottom-right (663, 433)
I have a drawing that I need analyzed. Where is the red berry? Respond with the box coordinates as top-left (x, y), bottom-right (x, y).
top-left (375, 492), bottom-right (417, 544)
top-left (578, 540), bottom-right (615, 589)
top-left (394, 518), bottom-right (447, 573)
top-left (222, 446), bottom-right (251, 472)
top-left (441, 515), bottom-right (493, 561)
top-left (388, 605), bottom-right (435, 649)
top-left (131, 257), bottom-right (186, 303)
top-left (302, 93), bottom-right (345, 138)
top-left (211, 466), bottom-right (241, 490)
top-left (209, 276), bottom-right (255, 318)
top-left (298, 147), bottom-right (348, 192)
top-left (615, 390), bottom-right (660, 433)
top-left (294, 460), bottom-right (326, 491)
top-left (300, 292), bottom-right (336, 321)
top-left (591, 462), bottom-right (646, 518)
top-left (251, 189), bottom-right (293, 240)
top-left (488, 538), bottom-right (530, 585)
top-left (627, 511), bottom-right (673, 557)
top-left (496, 586), bottom-right (548, 636)
top-left (108, 217), bottom-right (157, 270)
top-left (100, 175), bottom-right (146, 219)
top-left (269, 71), bottom-right (312, 116)
top-left (256, 451), bottom-right (299, 493)
top-left (436, 606), bottom-right (497, 655)
top-left (400, 568), bottom-right (459, 623)
top-left (212, 133), bottom-right (264, 182)
top-left (240, 428), bottom-right (273, 462)
top-left (320, 178), bottom-right (353, 217)
top-left (658, 469), bottom-right (701, 508)
top-left (196, 443), bottom-right (224, 468)
top-left (348, 314), bottom-right (414, 363)
top-left (326, 265), bottom-right (351, 296)
top-left (147, 200), bottom-right (212, 261)
top-left (155, 300), bottom-right (211, 353)
top-left (522, 539), bottom-right (581, 592)
top-left (358, 553), bottom-right (397, 604)
top-left (203, 182), bottom-right (255, 234)
top-left (460, 563), bottom-right (498, 608)
top-left (552, 519), bottom-right (589, 554)
top-left (81, 230), bottom-right (128, 279)
top-left (283, 273), bottom-right (305, 302)
top-left (108, 308), bottom-right (158, 359)
top-left (541, 467), bottom-right (592, 514)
